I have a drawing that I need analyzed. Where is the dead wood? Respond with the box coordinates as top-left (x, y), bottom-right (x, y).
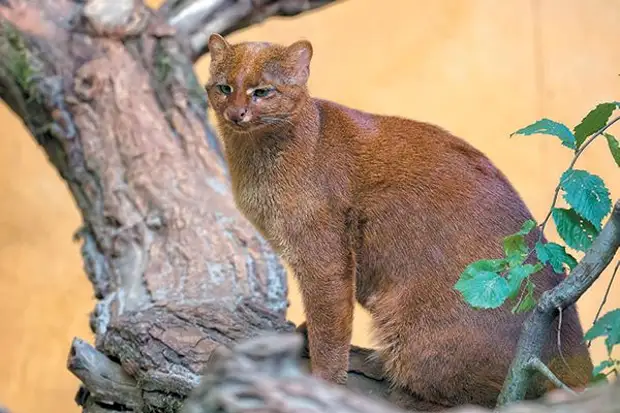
top-left (181, 332), bottom-right (620, 413)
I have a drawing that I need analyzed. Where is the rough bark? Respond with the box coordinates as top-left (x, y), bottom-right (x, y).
top-left (0, 1), bottom-right (389, 412)
top-left (498, 200), bottom-right (620, 406)
top-left (182, 332), bottom-right (620, 413)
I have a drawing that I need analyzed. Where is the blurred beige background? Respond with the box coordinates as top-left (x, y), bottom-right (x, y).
top-left (1, 0), bottom-right (619, 412)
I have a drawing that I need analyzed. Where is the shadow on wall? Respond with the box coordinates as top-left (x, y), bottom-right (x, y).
top-left (1, 1), bottom-right (619, 413)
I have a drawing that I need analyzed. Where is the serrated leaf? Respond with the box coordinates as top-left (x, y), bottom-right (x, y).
top-left (455, 260), bottom-right (510, 309)
top-left (552, 208), bottom-right (599, 252)
top-left (511, 118), bottom-right (576, 149)
top-left (604, 133), bottom-right (620, 167)
top-left (517, 219), bottom-right (537, 235)
top-left (511, 279), bottom-right (536, 313)
top-left (560, 169), bottom-right (612, 230)
top-left (573, 102), bottom-right (618, 149)
top-left (592, 359), bottom-right (615, 377)
top-left (535, 241), bottom-right (578, 274)
top-left (460, 259), bottom-right (508, 275)
top-left (503, 220), bottom-right (538, 266)
top-left (506, 263), bottom-right (543, 300)
top-left (584, 309), bottom-right (620, 355)
top-left (503, 234), bottom-right (528, 266)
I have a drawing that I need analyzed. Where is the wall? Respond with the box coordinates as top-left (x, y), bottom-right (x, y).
top-left (1, 1), bottom-right (619, 412)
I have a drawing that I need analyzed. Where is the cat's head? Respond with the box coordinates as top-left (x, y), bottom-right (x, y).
top-left (205, 34), bottom-right (313, 133)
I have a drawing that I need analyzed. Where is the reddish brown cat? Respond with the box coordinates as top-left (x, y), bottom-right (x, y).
top-left (204, 34), bottom-right (593, 410)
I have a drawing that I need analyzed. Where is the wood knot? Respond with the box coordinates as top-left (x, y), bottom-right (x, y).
top-left (74, 62), bottom-right (105, 101)
top-left (82, 0), bottom-right (149, 38)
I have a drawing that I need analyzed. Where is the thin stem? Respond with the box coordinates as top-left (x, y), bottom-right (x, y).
top-left (538, 115), bottom-right (620, 234)
top-left (526, 357), bottom-right (576, 394)
top-left (588, 260), bottom-right (620, 347)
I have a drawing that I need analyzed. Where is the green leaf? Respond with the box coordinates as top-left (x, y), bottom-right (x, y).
top-left (535, 241), bottom-right (578, 274)
top-left (511, 119), bottom-right (576, 149)
top-left (584, 309), bottom-right (620, 355)
top-left (592, 359), bottom-right (615, 377)
top-left (503, 234), bottom-right (528, 266)
top-left (552, 208), bottom-right (599, 252)
top-left (590, 372), bottom-right (609, 385)
top-left (511, 279), bottom-right (536, 313)
top-left (506, 263), bottom-right (543, 300)
top-left (573, 102), bottom-right (618, 149)
top-left (517, 219), bottom-right (537, 235)
top-left (455, 259), bottom-right (510, 309)
top-left (604, 133), bottom-right (620, 167)
top-left (502, 220), bottom-right (537, 266)
top-left (560, 169), bottom-right (612, 230)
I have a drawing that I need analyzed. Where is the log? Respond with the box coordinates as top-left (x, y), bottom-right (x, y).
top-left (181, 332), bottom-right (620, 413)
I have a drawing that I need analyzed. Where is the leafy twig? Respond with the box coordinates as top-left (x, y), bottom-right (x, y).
top-left (497, 200), bottom-right (620, 406)
top-left (538, 115), bottom-right (620, 234)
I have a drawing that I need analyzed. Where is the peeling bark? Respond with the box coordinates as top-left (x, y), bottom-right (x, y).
top-left (182, 333), bottom-right (620, 413)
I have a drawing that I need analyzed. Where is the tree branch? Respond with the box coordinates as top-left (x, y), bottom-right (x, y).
top-left (498, 200), bottom-right (620, 406)
top-left (182, 332), bottom-right (620, 413)
top-left (67, 338), bottom-right (142, 409)
top-left (525, 358), bottom-right (576, 396)
top-left (157, 0), bottom-right (343, 62)
top-left (0, 1), bottom-right (396, 411)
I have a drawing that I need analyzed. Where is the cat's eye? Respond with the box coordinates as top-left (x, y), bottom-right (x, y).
top-left (217, 84), bottom-right (233, 95)
top-left (253, 87), bottom-right (274, 98)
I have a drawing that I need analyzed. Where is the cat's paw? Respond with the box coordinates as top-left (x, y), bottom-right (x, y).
top-left (313, 368), bottom-right (348, 386)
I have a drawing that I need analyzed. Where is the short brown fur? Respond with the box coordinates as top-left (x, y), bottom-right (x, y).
top-left (205, 34), bottom-right (593, 410)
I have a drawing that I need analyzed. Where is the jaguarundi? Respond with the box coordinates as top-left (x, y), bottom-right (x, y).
top-left (204, 33), bottom-right (593, 410)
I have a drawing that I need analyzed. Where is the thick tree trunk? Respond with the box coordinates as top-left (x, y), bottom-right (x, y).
top-left (0, 1), bottom-right (391, 412)
top-left (0, 1), bottom-right (618, 413)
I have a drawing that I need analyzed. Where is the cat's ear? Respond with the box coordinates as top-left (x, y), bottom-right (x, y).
top-left (284, 40), bottom-right (313, 84)
top-left (208, 33), bottom-right (231, 65)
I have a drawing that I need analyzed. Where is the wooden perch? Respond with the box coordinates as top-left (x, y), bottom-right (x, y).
top-left (0, 1), bottom-right (394, 412)
top-left (181, 332), bottom-right (620, 413)
top-left (498, 200), bottom-right (620, 405)
top-left (158, 0), bottom-right (342, 61)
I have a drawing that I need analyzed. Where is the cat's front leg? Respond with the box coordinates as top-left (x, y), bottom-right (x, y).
top-left (284, 228), bottom-right (355, 385)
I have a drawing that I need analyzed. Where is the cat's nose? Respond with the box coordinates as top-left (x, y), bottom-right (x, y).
top-left (225, 107), bottom-right (248, 124)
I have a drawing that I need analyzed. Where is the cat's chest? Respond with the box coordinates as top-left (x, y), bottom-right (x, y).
top-left (231, 168), bottom-right (291, 246)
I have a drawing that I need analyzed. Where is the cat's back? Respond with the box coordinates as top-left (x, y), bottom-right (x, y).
top-left (313, 98), bottom-right (517, 203)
